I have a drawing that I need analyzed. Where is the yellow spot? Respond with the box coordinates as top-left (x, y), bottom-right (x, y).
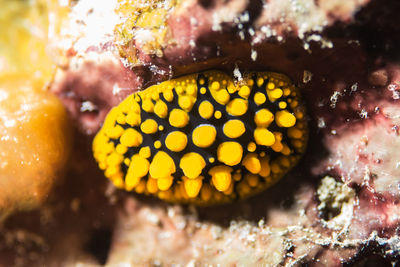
top-left (211, 81), bottom-right (220, 90)
top-left (120, 128), bottom-right (143, 147)
top-left (199, 78), bottom-right (205, 85)
top-left (165, 131), bottom-right (187, 152)
top-left (245, 174), bottom-right (259, 187)
top-left (198, 101), bottom-right (214, 119)
top-left (279, 157), bottom-right (291, 168)
top-left (283, 88), bottom-right (291, 96)
top-left (226, 98), bottom-right (248, 116)
top-left (223, 120), bottom-right (245, 138)
top-left (200, 87), bottom-right (207, 94)
top-left (227, 83), bottom-right (237, 94)
top-left (257, 77), bottom-right (264, 86)
top-left (180, 153), bottom-right (206, 179)
top-left (169, 109), bottom-right (189, 128)
top-left (233, 173), bottom-right (242, 181)
top-left (214, 110), bottom-right (222, 119)
top-left (106, 125), bottom-right (124, 139)
top-left (151, 92), bottom-right (160, 101)
top-left (200, 184), bottom-right (212, 201)
top-left (271, 162), bottom-right (281, 174)
top-left (116, 114), bottom-right (126, 124)
top-left (254, 109), bottom-right (274, 127)
top-left (267, 82), bottom-right (275, 90)
top-left (147, 177), bottom-right (158, 193)
top-left (163, 90), bottom-right (174, 102)
top-left (271, 132), bottom-right (284, 152)
top-left (238, 85), bottom-right (250, 98)
top-left (135, 180), bottom-right (146, 194)
top-left (209, 157), bottom-right (215, 163)
top-left (259, 156), bottom-right (271, 177)
top-left (186, 84), bottom-right (196, 96)
top-left (296, 111), bottom-right (303, 119)
top-left (154, 140), bottom-right (162, 149)
top-left (142, 99), bottom-right (154, 112)
top-left (247, 142), bottom-right (256, 152)
top-left (217, 142), bottom-right (243, 166)
top-left (176, 86), bottom-right (184, 94)
top-left (139, 146), bottom-right (151, 158)
top-left (192, 125), bottom-right (216, 148)
top-left (276, 110), bottom-right (296, 127)
top-left (154, 101), bottom-right (168, 118)
top-left (242, 153), bottom-right (261, 174)
top-left (254, 92), bottom-right (266, 105)
top-left (282, 145), bottom-right (291, 156)
top-left (106, 152), bottom-right (123, 166)
top-left (254, 128), bottom-right (275, 146)
top-left (288, 128), bottom-right (303, 139)
top-left (223, 182), bottom-right (234, 195)
top-left (216, 89), bottom-right (230, 104)
top-left (279, 101), bottom-right (287, 109)
top-left (125, 155), bottom-right (150, 190)
top-left (179, 95), bottom-right (193, 111)
top-left (267, 88), bottom-right (283, 101)
top-left (292, 140), bottom-right (304, 149)
top-left (209, 166), bottom-right (232, 192)
top-left (158, 125), bottom-right (164, 131)
top-left (184, 176), bottom-right (203, 198)
top-left (140, 119), bottom-right (158, 134)
top-left (116, 144), bottom-right (127, 154)
top-left (126, 112), bottom-right (141, 126)
top-left (157, 176), bottom-right (174, 191)
top-left (149, 151), bottom-right (176, 179)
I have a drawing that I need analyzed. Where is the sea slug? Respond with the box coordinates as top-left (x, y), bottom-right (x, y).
top-left (93, 71), bottom-right (307, 205)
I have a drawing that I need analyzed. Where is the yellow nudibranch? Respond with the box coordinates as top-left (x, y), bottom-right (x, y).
top-left (93, 71), bottom-right (308, 205)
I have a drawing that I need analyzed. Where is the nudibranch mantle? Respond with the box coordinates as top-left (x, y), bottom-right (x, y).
top-left (93, 71), bottom-right (308, 205)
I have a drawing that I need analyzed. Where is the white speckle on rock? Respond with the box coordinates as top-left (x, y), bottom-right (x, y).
top-left (190, 17), bottom-right (198, 26)
top-left (251, 50), bottom-right (257, 61)
top-left (330, 91), bottom-right (342, 108)
top-left (233, 65), bottom-right (243, 82)
top-left (303, 70), bottom-right (313, 83)
top-left (80, 101), bottom-right (97, 112)
top-left (359, 108), bottom-right (368, 119)
top-left (317, 117), bottom-right (326, 129)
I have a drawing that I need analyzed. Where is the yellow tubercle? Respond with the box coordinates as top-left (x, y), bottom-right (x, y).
top-left (120, 128), bottom-right (143, 147)
top-left (276, 110), bottom-right (296, 128)
top-left (169, 109), bottom-right (189, 128)
top-left (165, 131), bottom-right (187, 152)
top-left (226, 98), bottom-right (248, 116)
top-left (184, 176), bottom-right (203, 198)
top-left (254, 128), bottom-right (275, 146)
top-left (149, 151), bottom-right (175, 179)
top-left (209, 166), bottom-right (233, 192)
top-left (198, 100), bottom-right (214, 119)
top-left (217, 142), bottom-right (243, 166)
top-left (140, 119), bottom-right (158, 134)
top-left (192, 125), bottom-right (216, 148)
top-left (180, 152), bottom-right (206, 179)
top-left (223, 120), bottom-right (245, 138)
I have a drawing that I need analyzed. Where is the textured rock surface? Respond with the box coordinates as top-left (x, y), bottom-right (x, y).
top-left (2, 0), bottom-right (400, 265)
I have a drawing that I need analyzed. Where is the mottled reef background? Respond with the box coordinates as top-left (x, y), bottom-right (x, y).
top-left (1, 0), bottom-right (400, 266)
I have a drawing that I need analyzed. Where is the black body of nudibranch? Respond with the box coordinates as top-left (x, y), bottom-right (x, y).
top-left (93, 71), bottom-right (308, 205)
